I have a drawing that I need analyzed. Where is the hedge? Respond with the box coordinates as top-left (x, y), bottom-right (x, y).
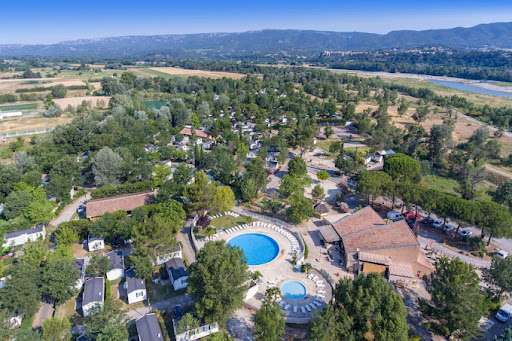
top-left (91, 180), bottom-right (154, 199)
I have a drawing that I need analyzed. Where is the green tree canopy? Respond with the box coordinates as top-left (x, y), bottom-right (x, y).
top-left (286, 193), bottom-right (314, 224)
top-left (42, 258), bottom-right (79, 304)
top-left (485, 256), bottom-right (512, 299)
top-left (254, 290), bottom-right (285, 341)
top-left (42, 317), bottom-right (71, 341)
top-left (188, 241), bottom-right (249, 326)
top-left (213, 186), bottom-right (236, 213)
top-left (383, 153), bottom-right (421, 182)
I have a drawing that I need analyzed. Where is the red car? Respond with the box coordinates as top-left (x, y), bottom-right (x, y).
top-left (403, 211), bottom-right (423, 221)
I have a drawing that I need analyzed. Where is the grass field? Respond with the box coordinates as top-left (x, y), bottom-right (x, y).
top-left (0, 103), bottom-right (38, 111)
top-left (421, 175), bottom-right (495, 200)
top-left (139, 67), bottom-right (246, 79)
top-left (315, 138), bottom-right (369, 158)
top-left (209, 215), bottom-right (252, 229)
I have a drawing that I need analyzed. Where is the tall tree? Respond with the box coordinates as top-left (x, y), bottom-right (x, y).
top-left (0, 263), bottom-right (42, 317)
top-left (85, 300), bottom-right (128, 341)
top-left (42, 317), bottom-right (71, 341)
top-left (286, 194), bottom-right (314, 224)
top-left (428, 124), bottom-right (453, 163)
top-left (92, 147), bottom-right (123, 186)
top-left (254, 290), bottom-right (285, 341)
top-left (420, 257), bottom-right (483, 340)
top-left (485, 255), bottom-right (512, 299)
top-left (383, 153), bottom-right (421, 182)
top-left (188, 241), bottom-right (249, 326)
top-left (42, 258), bottom-right (79, 304)
top-left (183, 170), bottom-right (217, 214)
top-left (213, 186), bottom-right (236, 213)
top-left (288, 156), bottom-right (308, 179)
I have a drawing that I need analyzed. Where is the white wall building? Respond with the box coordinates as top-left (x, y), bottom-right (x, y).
top-left (125, 269), bottom-right (147, 304)
top-left (106, 251), bottom-right (125, 281)
top-left (87, 235), bottom-right (104, 251)
top-left (2, 226), bottom-right (45, 248)
top-left (82, 277), bottom-right (104, 317)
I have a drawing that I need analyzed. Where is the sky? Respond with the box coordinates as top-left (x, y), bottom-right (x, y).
top-left (1, 0), bottom-right (512, 44)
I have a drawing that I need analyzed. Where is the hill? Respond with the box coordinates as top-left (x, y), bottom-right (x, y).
top-left (2, 22), bottom-right (512, 57)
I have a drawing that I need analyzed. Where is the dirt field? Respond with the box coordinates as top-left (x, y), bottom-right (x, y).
top-left (0, 115), bottom-right (74, 132)
top-left (53, 96), bottom-right (110, 108)
top-left (146, 67), bottom-right (246, 79)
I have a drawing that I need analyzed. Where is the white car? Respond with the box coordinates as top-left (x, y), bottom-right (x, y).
top-left (443, 224), bottom-right (455, 232)
top-left (432, 219), bottom-right (443, 228)
top-left (387, 211), bottom-right (404, 221)
top-left (458, 229), bottom-right (472, 237)
top-left (497, 250), bottom-right (509, 259)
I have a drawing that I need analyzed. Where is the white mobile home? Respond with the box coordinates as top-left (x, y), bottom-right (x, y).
top-left (2, 226), bottom-right (45, 248)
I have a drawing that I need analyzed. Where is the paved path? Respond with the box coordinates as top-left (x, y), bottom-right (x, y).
top-left (178, 218), bottom-right (196, 264)
top-left (51, 193), bottom-right (91, 227)
top-left (32, 302), bottom-right (54, 329)
top-left (126, 293), bottom-right (194, 321)
top-left (418, 236), bottom-right (491, 268)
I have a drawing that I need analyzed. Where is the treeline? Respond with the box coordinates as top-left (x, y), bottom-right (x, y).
top-left (90, 180), bottom-right (154, 199)
top-left (356, 171), bottom-right (512, 243)
top-left (15, 84), bottom-right (89, 93)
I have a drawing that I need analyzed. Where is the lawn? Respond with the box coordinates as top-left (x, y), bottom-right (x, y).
top-left (139, 68), bottom-right (179, 80)
top-left (421, 175), bottom-right (495, 200)
top-left (0, 103), bottom-right (38, 111)
top-left (55, 296), bottom-right (78, 319)
top-left (209, 215), bottom-right (252, 230)
top-left (147, 280), bottom-right (186, 302)
top-left (315, 138), bottom-right (369, 159)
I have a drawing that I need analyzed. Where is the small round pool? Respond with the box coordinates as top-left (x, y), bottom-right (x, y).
top-left (280, 280), bottom-right (307, 300)
top-left (228, 233), bottom-right (279, 266)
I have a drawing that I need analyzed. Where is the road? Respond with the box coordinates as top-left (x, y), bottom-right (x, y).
top-left (51, 193), bottom-right (91, 227)
top-left (177, 218), bottom-right (197, 264)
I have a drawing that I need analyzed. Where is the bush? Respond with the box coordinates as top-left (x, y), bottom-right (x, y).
top-left (105, 279), bottom-right (112, 299)
top-left (43, 105), bottom-right (62, 118)
top-left (469, 236), bottom-right (486, 251)
top-left (301, 235), bottom-right (308, 259)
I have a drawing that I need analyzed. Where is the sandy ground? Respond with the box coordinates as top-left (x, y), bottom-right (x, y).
top-left (148, 67), bottom-right (245, 79)
top-left (53, 95), bottom-right (110, 108)
top-left (0, 115), bottom-right (73, 132)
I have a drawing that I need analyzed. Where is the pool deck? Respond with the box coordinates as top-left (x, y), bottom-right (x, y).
top-left (198, 223), bottom-right (333, 322)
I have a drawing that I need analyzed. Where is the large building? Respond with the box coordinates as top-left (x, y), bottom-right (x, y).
top-left (321, 206), bottom-right (434, 280)
top-left (2, 226), bottom-right (45, 247)
top-left (85, 191), bottom-right (155, 219)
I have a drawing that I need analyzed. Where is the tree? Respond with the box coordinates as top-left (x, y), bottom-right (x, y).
top-left (335, 153), bottom-right (365, 177)
top-left (286, 194), bottom-right (314, 224)
top-left (0, 165), bottom-right (22, 201)
top-left (176, 313), bottom-right (199, 335)
top-left (86, 255), bottom-right (111, 277)
top-left (44, 105), bottom-right (62, 118)
top-left (42, 258), bottom-right (80, 304)
top-left (383, 153), bottom-right (421, 182)
top-left (316, 170), bottom-right (330, 181)
top-left (92, 147), bottom-right (123, 187)
top-left (151, 164), bottom-right (171, 187)
top-left (356, 171), bottom-right (391, 205)
top-left (42, 317), bottom-right (71, 341)
top-left (240, 177), bottom-right (258, 202)
top-left (132, 213), bottom-right (181, 262)
top-left (310, 273), bottom-right (408, 341)
top-left (492, 181), bottom-right (512, 211)
top-left (254, 290), bottom-right (285, 341)
top-left (3, 189), bottom-right (34, 220)
top-left (312, 185), bottom-right (325, 202)
top-left (188, 241), bottom-right (249, 326)
top-left (0, 263), bottom-right (42, 317)
top-left (329, 141), bottom-right (343, 154)
top-left (245, 157), bottom-right (267, 191)
top-left (420, 257), bottom-right (484, 340)
top-left (324, 126), bottom-right (334, 138)
top-left (485, 256), bottom-right (512, 299)
top-left (213, 186), bottom-right (236, 213)
top-left (184, 170), bottom-right (217, 214)
top-left (132, 255), bottom-right (153, 280)
top-left (288, 156), bottom-right (308, 179)
top-left (85, 300), bottom-right (128, 341)
top-left (428, 124), bottom-right (453, 163)
top-left (412, 105), bottom-right (429, 124)
top-left (51, 85), bottom-right (67, 98)
top-left (54, 225), bottom-right (79, 246)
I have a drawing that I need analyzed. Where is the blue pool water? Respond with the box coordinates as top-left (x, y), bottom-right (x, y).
top-left (280, 280), bottom-right (307, 300)
top-left (228, 233), bottom-right (279, 266)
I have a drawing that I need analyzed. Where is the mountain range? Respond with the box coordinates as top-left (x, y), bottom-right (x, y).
top-left (2, 22), bottom-right (512, 57)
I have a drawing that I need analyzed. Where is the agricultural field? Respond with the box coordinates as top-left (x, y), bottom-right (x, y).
top-left (138, 67), bottom-right (246, 79)
top-left (53, 95), bottom-right (110, 109)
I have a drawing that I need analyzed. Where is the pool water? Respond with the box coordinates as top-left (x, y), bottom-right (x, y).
top-left (280, 280), bottom-right (307, 300)
top-left (228, 233), bottom-right (279, 266)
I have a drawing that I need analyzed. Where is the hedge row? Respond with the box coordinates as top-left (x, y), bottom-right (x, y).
top-left (90, 180), bottom-right (154, 199)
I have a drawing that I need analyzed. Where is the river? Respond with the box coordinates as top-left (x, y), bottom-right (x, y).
top-left (428, 79), bottom-right (512, 98)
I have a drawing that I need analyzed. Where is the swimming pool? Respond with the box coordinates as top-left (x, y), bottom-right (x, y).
top-left (228, 233), bottom-right (279, 266)
top-left (280, 280), bottom-right (307, 300)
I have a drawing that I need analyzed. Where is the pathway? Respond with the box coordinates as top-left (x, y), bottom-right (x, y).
top-left (418, 236), bottom-right (491, 268)
top-left (177, 218), bottom-right (196, 264)
top-left (50, 193), bottom-right (91, 227)
top-left (126, 293), bottom-right (194, 321)
top-left (32, 302), bottom-right (54, 329)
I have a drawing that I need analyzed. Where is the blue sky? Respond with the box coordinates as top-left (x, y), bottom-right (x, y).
top-left (1, 0), bottom-right (512, 44)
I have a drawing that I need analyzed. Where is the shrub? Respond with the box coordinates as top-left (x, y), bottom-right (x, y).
top-left (90, 180), bottom-right (153, 199)
top-left (468, 236), bottom-right (486, 251)
top-left (105, 279), bottom-right (112, 299)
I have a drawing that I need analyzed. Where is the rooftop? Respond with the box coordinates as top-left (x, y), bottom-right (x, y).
top-left (166, 257), bottom-right (189, 280)
top-left (4, 225), bottom-right (44, 240)
top-left (136, 313), bottom-right (164, 341)
top-left (83, 277), bottom-right (104, 306)
top-left (314, 203), bottom-right (329, 214)
top-left (331, 206), bottom-right (386, 238)
top-left (179, 127), bottom-right (210, 139)
top-left (126, 269), bottom-right (146, 294)
top-left (85, 191), bottom-right (155, 218)
top-left (317, 225), bottom-right (340, 243)
top-left (106, 250), bottom-right (124, 270)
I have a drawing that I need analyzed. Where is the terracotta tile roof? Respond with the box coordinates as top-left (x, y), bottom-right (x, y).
top-left (86, 191), bottom-right (155, 218)
top-left (416, 250), bottom-right (435, 271)
top-left (389, 261), bottom-right (414, 278)
top-left (332, 206), bottom-right (386, 237)
top-left (362, 262), bottom-right (387, 275)
top-left (358, 251), bottom-right (391, 265)
top-left (179, 127), bottom-right (210, 139)
top-left (342, 220), bottom-right (419, 253)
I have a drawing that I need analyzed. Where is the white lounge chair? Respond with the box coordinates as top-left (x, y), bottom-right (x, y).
top-left (308, 274), bottom-right (314, 279)
top-left (284, 304), bottom-right (291, 310)
top-left (317, 284), bottom-right (326, 289)
top-left (293, 306), bottom-right (298, 313)
top-left (301, 306), bottom-right (306, 313)
top-left (313, 301), bottom-right (322, 307)
top-left (312, 276), bottom-right (319, 281)
top-left (318, 290), bottom-right (326, 294)
top-left (317, 294), bottom-right (326, 299)
top-left (305, 305), bottom-right (312, 312)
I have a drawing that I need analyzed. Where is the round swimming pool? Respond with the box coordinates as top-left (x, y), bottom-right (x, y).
top-left (228, 233), bottom-right (279, 266)
top-left (280, 280), bottom-right (307, 300)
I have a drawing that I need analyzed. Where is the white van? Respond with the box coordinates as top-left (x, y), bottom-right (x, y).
top-left (386, 211), bottom-right (403, 221)
top-left (497, 250), bottom-right (509, 259)
top-left (496, 304), bottom-right (512, 322)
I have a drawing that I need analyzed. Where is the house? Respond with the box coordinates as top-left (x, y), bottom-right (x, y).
top-left (363, 154), bottom-right (384, 167)
top-left (82, 277), bottom-right (104, 316)
top-left (85, 191), bottom-right (155, 219)
top-left (377, 149), bottom-right (396, 157)
top-left (73, 259), bottom-right (87, 290)
top-left (203, 140), bottom-right (215, 150)
top-left (106, 251), bottom-right (125, 281)
top-left (179, 127), bottom-right (212, 141)
top-left (87, 235), bottom-right (104, 251)
top-left (125, 269), bottom-right (147, 304)
top-left (136, 313), bottom-right (164, 341)
top-left (246, 151), bottom-right (258, 159)
top-left (166, 257), bottom-right (189, 290)
top-left (153, 243), bottom-right (182, 266)
top-left (330, 206), bottom-right (434, 277)
top-left (314, 202), bottom-right (330, 218)
top-left (174, 320), bottom-right (219, 341)
top-left (2, 225), bottom-right (45, 247)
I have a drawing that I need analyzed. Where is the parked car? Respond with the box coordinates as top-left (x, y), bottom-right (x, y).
top-left (174, 306), bottom-right (183, 320)
top-left (496, 304), bottom-right (512, 323)
top-left (77, 205), bottom-right (85, 214)
top-left (443, 224), bottom-right (455, 232)
top-left (458, 229), bottom-right (472, 237)
top-left (496, 250), bottom-right (509, 259)
top-left (432, 219), bottom-right (443, 228)
top-left (387, 211), bottom-right (404, 221)
top-left (422, 217), bottom-right (434, 224)
top-left (404, 211), bottom-right (423, 221)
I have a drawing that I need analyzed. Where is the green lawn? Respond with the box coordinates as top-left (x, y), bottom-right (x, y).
top-left (315, 138), bottom-right (369, 159)
top-left (0, 103), bottom-right (38, 111)
top-left (421, 175), bottom-right (495, 200)
top-left (140, 68), bottom-right (179, 79)
top-left (209, 215), bottom-right (251, 230)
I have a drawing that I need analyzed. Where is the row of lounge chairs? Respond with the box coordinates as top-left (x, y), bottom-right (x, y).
top-left (224, 224), bottom-right (250, 234)
top-left (208, 211), bottom-right (240, 220)
top-left (251, 222), bottom-right (301, 253)
top-left (277, 298), bottom-right (325, 314)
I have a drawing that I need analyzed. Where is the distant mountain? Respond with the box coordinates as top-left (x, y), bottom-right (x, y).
top-left (2, 22), bottom-right (512, 57)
